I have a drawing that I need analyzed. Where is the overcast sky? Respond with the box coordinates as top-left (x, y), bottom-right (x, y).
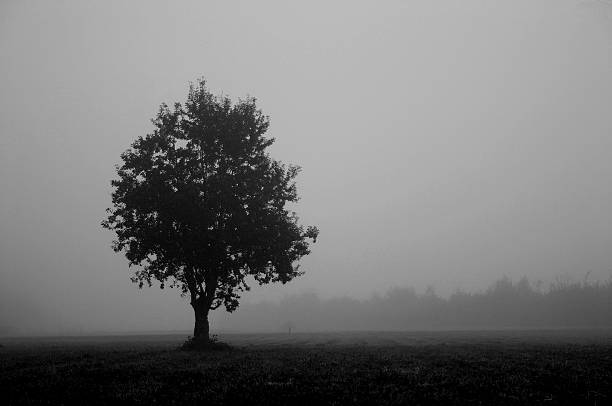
top-left (1, 0), bottom-right (611, 334)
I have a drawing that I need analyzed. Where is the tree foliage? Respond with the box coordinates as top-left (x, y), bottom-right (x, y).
top-left (103, 79), bottom-right (318, 337)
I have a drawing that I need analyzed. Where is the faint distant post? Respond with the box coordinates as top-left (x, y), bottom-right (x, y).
top-left (282, 321), bottom-right (295, 334)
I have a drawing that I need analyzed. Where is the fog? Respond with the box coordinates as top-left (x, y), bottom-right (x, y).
top-left (213, 276), bottom-right (612, 332)
top-left (1, 0), bottom-right (611, 335)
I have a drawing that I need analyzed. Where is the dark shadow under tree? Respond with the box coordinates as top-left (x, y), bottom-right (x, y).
top-left (102, 79), bottom-right (318, 343)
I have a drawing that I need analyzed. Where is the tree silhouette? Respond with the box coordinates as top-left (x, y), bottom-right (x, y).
top-left (103, 79), bottom-right (318, 342)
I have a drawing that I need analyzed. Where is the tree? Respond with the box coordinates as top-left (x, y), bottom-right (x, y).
top-left (102, 79), bottom-right (318, 342)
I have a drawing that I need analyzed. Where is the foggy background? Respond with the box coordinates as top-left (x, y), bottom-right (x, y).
top-left (1, 0), bottom-right (611, 335)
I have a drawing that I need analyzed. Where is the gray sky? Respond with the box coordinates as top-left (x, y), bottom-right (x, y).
top-left (1, 0), bottom-right (611, 334)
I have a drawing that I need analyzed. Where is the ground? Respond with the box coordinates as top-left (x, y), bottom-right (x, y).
top-left (1, 330), bottom-right (611, 405)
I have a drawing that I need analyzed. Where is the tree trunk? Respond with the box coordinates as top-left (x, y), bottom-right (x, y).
top-left (192, 301), bottom-right (210, 341)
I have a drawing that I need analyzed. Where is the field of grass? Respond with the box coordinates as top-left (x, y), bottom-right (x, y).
top-left (1, 330), bottom-right (611, 405)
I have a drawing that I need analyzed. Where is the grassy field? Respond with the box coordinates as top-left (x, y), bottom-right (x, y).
top-left (1, 330), bottom-right (611, 405)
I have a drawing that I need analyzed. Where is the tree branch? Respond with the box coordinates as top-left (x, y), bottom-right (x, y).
top-left (183, 267), bottom-right (198, 306)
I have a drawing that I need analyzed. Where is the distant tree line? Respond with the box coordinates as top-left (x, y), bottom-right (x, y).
top-left (214, 276), bottom-right (612, 332)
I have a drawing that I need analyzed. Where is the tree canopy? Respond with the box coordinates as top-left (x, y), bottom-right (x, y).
top-left (103, 79), bottom-right (318, 340)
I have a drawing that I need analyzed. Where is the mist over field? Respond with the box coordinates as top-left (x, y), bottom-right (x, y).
top-left (213, 277), bottom-right (612, 333)
top-left (1, 0), bottom-right (612, 336)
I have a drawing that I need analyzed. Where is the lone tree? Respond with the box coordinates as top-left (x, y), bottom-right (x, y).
top-left (103, 79), bottom-right (318, 342)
